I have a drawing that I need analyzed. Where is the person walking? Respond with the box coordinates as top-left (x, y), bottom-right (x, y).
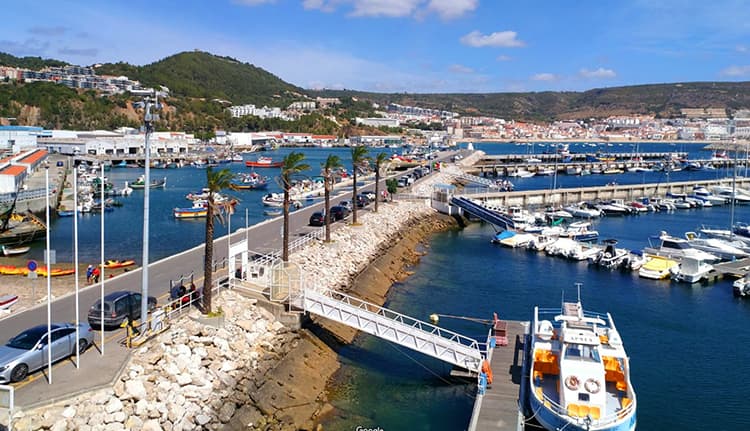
top-left (92, 266), bottom-right (100, 283)
top-left (86, 265), bottom-right (94, 284)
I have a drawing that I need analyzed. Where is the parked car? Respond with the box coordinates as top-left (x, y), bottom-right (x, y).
top-left (330, 205), bottom-right (350, 221)
top-left (339, 200), bottom-right (353, 211)
top-left (0, 323), bottom-right (95, 383)
top-left (309, 211), bottom-right (326, 226)
top-left (87, 291), bottom-right (157, 328)
top-left (363, 191), bottom-right (376, 202)
top-left (356, 194), bottom-right (371, 208)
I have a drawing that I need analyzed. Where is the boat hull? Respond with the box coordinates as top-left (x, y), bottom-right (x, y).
top-left (245, 161), bottom-right (283, 168)
top-left (173, 208), bottom-right (207, 218)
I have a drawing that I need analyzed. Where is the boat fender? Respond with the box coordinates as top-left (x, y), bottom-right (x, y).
top-left (584, 378), bottom-right (601, 394)
top-left (481, 360), bottom-right (493, 384)
top-left (564, 375), bottom-right (579, 391)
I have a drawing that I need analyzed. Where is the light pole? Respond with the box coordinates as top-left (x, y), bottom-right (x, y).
top-left (140, 95), bottom-right (159, 331)
top-left (45, 163), bottom-right (52, 383)
top-left (73, 162), bottom-right (80, 367)
top-left (99, 163), bottom-right (105, 351)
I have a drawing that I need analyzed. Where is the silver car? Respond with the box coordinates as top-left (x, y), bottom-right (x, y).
top-left (0, 322), bottom-right (95, 383)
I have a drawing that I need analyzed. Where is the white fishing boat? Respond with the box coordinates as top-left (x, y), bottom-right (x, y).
top-left (592, 240), bottom-right (629, 269)
top-left (733, 274), bottom-right (750, 297)
top-left (564, 203), bottom-right (602, 219)
top-left (529, 287), bottom-right (637, 431)
top-left (1, 245), bottom-right (31, 256)
top-left (528, 234), bottom-right (558, 252)
top-left (568, 242), bottom-right (602, 261)
top-left (498, 232), bottom-right (536, 248)
top-left (670, 257), bottom-right (714, 284)
top-left (690, 187), bottom-right (726, 205)
top-left (711, 185), bottom-right (750, 204)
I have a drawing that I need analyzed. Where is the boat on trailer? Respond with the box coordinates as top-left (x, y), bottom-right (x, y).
top-left (528, 286), bottom-right (637, 431)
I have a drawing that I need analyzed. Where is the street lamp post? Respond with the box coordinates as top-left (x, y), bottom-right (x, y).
top-left (45, 163), bottom-right (52, 383)
top-left (141, 96), bottom-right (159, 331)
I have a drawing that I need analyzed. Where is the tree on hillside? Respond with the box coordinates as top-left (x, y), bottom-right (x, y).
top-left (373, 152), bottom-right (389, 213)
top-left (281, 152), bottom-right (310, 261)
top-left (202, 167), bottom-right (237, 314)
top-left (350, 145), bottom-right (370, 225)
top-left (322, 154), bottom-right (343, 242)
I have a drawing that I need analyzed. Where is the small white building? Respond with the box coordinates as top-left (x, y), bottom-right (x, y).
top-left (0, 126), bottom-right (41, 154)
top-left (355, 117), bottom-right (400, 128)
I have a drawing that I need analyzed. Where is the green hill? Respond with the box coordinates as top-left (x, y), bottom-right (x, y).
top-left (0, 52), bottom-right (68, 70)
top-left (96, 51), bottom-right (305, 106)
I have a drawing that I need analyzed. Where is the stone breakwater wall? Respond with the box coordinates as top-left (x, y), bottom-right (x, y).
top-left (12, 169), bottom-right (460, 431)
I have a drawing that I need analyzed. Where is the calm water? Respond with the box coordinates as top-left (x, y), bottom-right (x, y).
top-left (28, 147), bottom-right (400, 264)
top-left (323, 162), bottom-right (750, 429)
top-left (26, 143), bottom-right (750, 429)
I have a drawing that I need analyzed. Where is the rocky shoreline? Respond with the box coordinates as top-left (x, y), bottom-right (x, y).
top-left (10, 172), bottom-right (461, 430)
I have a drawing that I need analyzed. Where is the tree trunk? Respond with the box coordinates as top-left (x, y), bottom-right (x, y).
top-left (324, 173), bottom-right (331, 242)
top-left (352, 169), bottom-right (358, 224)
top-left (282, 181), bottom-right (290, 262)
top-left (374, 167), bottom-right (380, 213)
top-left (202, 195), bottom-right (214, 314)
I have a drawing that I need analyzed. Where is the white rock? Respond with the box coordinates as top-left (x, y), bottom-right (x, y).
top-left (134, 399), bottom-right (149, 416)
top-left (195, 414), bottom-right (212, 426)
top-left (124, 380), bottom-right (148, 401)
top-left (62, 406), bottom-right (77, 419)
top-left (141, 419), bottom-right (163, 431)
top-left (50, 419), bottom-right (68, 431)
top-left (220, 360), bottom-right (238, 372)
top-left (104, 397), bottom-right (123, 414)
top-left (176, 373), bottom-right (192, 386)
top-left (111, 411), bottom-right (126, 423)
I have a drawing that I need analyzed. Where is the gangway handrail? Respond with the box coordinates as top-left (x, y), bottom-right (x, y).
top-left (309, 287), bottom-right (482, 350)
top-left (450, 196), bottom-right (515, 229)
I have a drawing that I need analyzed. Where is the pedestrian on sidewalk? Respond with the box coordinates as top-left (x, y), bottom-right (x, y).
top-left (92, 266), bottom-right (100, 283)
top-left (86, 265), bottom-right (94, 284)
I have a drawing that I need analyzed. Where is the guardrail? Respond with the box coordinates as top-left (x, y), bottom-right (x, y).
top-left (0, 188), bottom-right (54, 204)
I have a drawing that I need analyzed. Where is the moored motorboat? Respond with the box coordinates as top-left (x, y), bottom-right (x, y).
top-left (684, 232), bottom-right (749, 261)
top-left (529, 287), bottom-right (637, 431)
top-left (638, 255), bottom-right (678, 279)
top-left (130, 175), bottom-right (167, 189)
top-left (670, 257), bottom-right (713, 283)
top-left (644, 232), bottom-right (719, 263)
top-left (245, 156), bottom-right (283, 168)
top-left (174, 200), bottom-right (208, 218)
top-left (0, 294), bottom-right (18, 310)
top-left (733, 274), bottom-right (750, 297)
top-left (1, 245), bottom-right (31, 256)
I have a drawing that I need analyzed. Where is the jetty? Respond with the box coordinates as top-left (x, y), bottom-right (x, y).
top-left (468, 320), bottom-right (528, 431)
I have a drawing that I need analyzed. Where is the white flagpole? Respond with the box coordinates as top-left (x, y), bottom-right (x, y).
top-left (228, 211), bottom-right (232, 282)
top-left (74, 163), bottom-right (80, 367)
top-left (100, 162), bottom-right (105, 354)
top-left (45, 163), bottom-right (52, 383)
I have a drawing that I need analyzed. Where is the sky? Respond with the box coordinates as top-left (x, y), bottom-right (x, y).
top-left (2, 0), bottom-right (750, 94)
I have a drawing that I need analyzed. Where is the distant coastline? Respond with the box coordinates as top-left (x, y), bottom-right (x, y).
top-left (456, 137), bottom-right (714, 145)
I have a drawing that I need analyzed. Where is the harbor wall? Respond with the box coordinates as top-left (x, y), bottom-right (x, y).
top-left (461, 178), bottom-right (750, 208)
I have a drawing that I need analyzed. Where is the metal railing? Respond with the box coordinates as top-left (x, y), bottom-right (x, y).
top-left (307, 288), bottom-right (482, 350)
top-left (0, 188), bottom-right (54, 204)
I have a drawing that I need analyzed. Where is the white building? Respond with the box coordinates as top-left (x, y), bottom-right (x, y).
top-left (355, 117), bottom-right (400, 128)
top-left (0, 126), bottom-right (41, 154)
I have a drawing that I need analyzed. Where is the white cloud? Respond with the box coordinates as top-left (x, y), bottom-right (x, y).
top-left (496, 55), bottom-right (511, 61)
top-left (737, 45), bottom-right (749, 53)
top-left (449, 64), bottom-right (474, 74)
top-left (426, 0), bottom-right (477, 19)
top-left (531, 73), bottom-right (558, 81)
top-left (302, 0), bottom-right (475, 19)
top-left (460, 30), bottom-right (525, 48)
top-left (579, 67), bottom-right (616, 79)
top-left (720, 65), bottom-right (750, 76)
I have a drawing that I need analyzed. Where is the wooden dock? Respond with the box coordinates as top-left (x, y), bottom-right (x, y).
top-left (713, 258), bottom-right (750, 278)
top-left (468, 320), bottom-right (528, 431)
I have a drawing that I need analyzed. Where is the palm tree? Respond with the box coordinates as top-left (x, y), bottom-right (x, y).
top-left (202, 167), bottom-right (236, 314)
top-left (373, 152), bottom-right (389, 213)
top-left (350, 145), bottom-right (370, 225)
top-left (322, 154), bottom-right (343, 242)
top-left (281, 151), bottom-right (310, 262)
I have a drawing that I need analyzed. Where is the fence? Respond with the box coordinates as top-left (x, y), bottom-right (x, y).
top-left (0, 188), bottom-right (54, 204)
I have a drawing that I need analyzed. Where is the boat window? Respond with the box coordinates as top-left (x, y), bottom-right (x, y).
top-left (578, 393), bottom-right (590, 402)
top-left (565, 344), bottom-right (601, 362)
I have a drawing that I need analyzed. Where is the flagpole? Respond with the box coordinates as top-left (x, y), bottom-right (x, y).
top-left (74, 164), bottom-right (80, 367)
top-left (45, 163), bottom-right (52, 383)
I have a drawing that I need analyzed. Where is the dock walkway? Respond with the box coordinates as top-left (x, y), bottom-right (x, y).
top-left (468, 320), bottom-right (528, 431)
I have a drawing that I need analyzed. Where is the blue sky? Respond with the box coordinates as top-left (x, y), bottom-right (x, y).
top-left (2, 0), bottom-right (750, 93)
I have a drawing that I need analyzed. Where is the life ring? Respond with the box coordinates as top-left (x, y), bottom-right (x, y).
top-left (564, 375), bottom-right (579, 391)
top-left (584, 378), bottom-right (601, 394)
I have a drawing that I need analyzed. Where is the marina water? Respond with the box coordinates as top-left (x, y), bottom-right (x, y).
top-left (25, 143), bottom-right (750, 429)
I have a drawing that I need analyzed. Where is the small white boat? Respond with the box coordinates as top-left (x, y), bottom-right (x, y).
top-left (563, 203), bottom-right (602, 219)
top-left (2, 245), bottom-right (31, 256)
top-left (498, 232), bottom-right (536, 248)
top-left (644, 232), bottom-right (720, 263)
top-left (670, 257), bottom-right (713, 283)
top-left (733, 274), bottom-right (750, 296)
top-left (567, 242), bottom-right (602, 261)
top-left (261, 193), bottom-right (284, 207)
top-left (684, 232), bottom-right (749, 261)
top-left (527, 234), bottom-right (557, 252)
top-left (592, 240), bottom-right (629, 269)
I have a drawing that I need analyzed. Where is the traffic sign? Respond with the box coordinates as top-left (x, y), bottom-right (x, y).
top-left (27, 260), bottom-right (37, 272)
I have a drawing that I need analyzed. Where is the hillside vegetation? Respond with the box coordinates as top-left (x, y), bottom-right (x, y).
top-left (2, 50), bottom-right (750, 133)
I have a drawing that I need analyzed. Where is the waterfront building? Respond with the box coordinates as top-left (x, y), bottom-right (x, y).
top-left (0, 125), bottom-right (41, 154)
top-left (355, 117), bottom-right (400, 128)
top-left (38, 132), bottom-right (188, 156)
top-left (0, 148), bottom-right (48, 193)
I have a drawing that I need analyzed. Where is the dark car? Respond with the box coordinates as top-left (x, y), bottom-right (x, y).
top-left (356, 194), bottom-right (371, 208)
top-left (330, 205), bottom-right (350, 221)
top-left (309, 211), bottom-right (326, 226)
top-left (88, 291), bottom-right (157, 328)
top-left (339, 200), bottom-right (353, 211)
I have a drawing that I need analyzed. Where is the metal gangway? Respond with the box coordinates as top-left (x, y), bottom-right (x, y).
top-left (450, 196), bottom-right (515, 230)
top-left (297, 287), bottom-right (484, 373)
